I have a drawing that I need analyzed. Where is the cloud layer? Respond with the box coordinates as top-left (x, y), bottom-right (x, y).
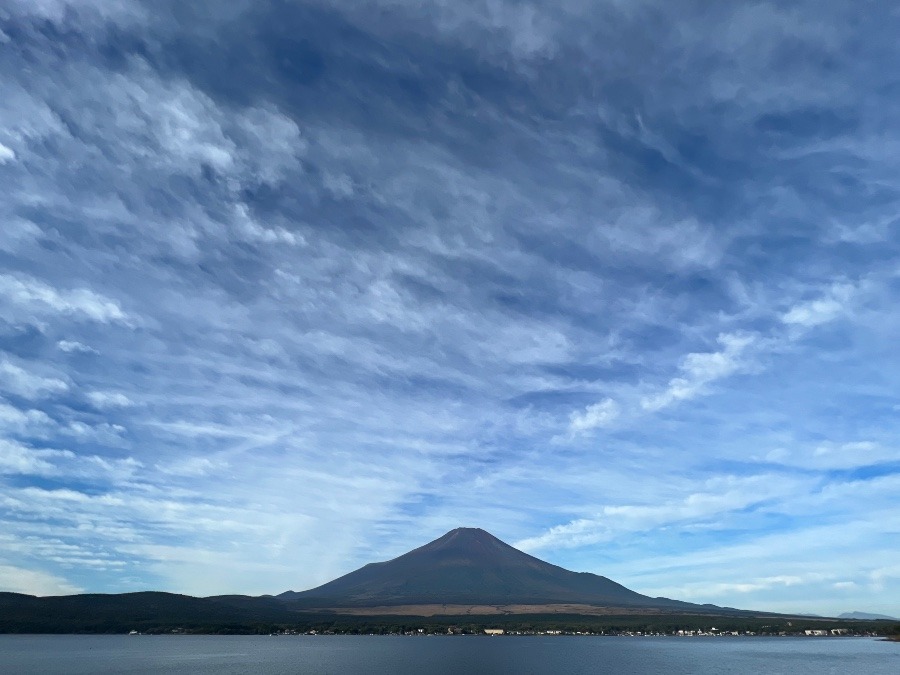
top-left (0, 0), bottom-right (898, 616)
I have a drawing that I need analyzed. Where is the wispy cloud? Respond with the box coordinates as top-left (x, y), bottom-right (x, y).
top-left (0, 360), bottom-right (68, 399)
top-left (515, 474), bottom-right (804, 552)
top-left (57, 340), bottom-right (98, 355)
top-left (0, 274), bottom-right (129, 324)
top-left (569, 398), bottom-right (620, 434)
top-left (782, 283), bottom-right (856, 328)
top-left (641, 332), bottom-right (759, 413)
top-left (0, 142), bottom-right (15, 164)
top-left (86, 391), bottom-right (134, 409)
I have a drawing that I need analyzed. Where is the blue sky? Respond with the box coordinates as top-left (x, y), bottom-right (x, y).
top-left (1, 0), bottom-right (898, 617)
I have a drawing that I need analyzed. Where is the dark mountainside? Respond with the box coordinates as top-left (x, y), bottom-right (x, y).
top-left (0, 591), bottom-right (297, 633)
top-left (278, 527), bottom-right (704, 610)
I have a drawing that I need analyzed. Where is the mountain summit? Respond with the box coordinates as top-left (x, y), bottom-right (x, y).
top-left (278, 527), bottom-right (696, 610)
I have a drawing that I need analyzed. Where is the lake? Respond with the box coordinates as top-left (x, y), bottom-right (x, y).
top-left (0, 635), bottom-right (896, 674)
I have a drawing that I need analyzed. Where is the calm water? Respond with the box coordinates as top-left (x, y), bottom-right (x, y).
top-left (0, 635), bottom-right (896, 674)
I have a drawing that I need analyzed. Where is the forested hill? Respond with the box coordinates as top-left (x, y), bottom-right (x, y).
top-left (0, 591), bottom-right (295, 633)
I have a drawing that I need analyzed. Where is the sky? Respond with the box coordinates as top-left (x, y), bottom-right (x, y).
top-left (0, 0), bottom-right (898, 619)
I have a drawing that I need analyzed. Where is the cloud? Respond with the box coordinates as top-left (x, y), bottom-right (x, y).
top-left (232, 204), bottom-right (305, 247)
top-left (0, 142), bottom-right (15, 163)
top-left (782, 283), bottom-right (855, 328)
top-left (3, 0), bottom-right (146, 24)
top-left (0, 400), bottom-right (54, 433)
top-left (0, 438), bottom-right (141, 481)
top-left (157, 456), bottom-right (228, 477)
top-left (870, 564), bottom-right (900, 591)
top-left (0, 563), bottom-right (82, 596)
top-left (0, 360), bottom-right (68, 399)
top-left (86, 391), bottom-right (134, 409)
top-left (569, 398), bottom-right (620, 434)
top-left (764, 441), bottom-right (900, 470)
top-left (515, 474), bottom-right (802, 552)
top-left (0, 439), bottom-right (57, 475)
top-left (0, 274), bottom-right (129, 324)
top-left (641, 332), bottom-right (758, 412)
top-left (664, 574), bottom-right (820, 599)
top-left (57, 340), bottom-right (98, 355)
top-left (0, 218), bottom-right (41, 253)
top-left (61, 421), bottom-right (127, 444)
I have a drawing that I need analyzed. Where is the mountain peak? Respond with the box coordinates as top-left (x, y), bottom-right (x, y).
top-left (446, 526), bottom-right (504, 540)
top-left (428, 527), bottom-right (501, 547)
top-left (437, 526), bottom-right (493, 540)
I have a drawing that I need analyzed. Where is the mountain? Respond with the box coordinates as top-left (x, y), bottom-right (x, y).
top-left (3, 529), bottom-right (893, 633)
top-left (838, 611), bottom-right (899, 620)
top-left (279, 527), bottom-right (708, 611)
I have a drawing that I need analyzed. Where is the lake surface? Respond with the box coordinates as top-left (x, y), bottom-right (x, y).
top-left (0, 635), bottom-right (896, 674)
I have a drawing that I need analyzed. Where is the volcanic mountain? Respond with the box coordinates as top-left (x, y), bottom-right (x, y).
top-left (278, 527), bottom-right (704, 612)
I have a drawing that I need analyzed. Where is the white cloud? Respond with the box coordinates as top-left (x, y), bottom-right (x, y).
top-left (232, 204), bottom-right (304, 246)
top-left (782, 283), bottom-right (855, 328)
top-left (764, 441), bottom-right (900, 470)
top-left (0, 360), bottom-right (68, 399)
top-left (62, 421), bottom-right (127, 444)
top-left (0, 563), bottom-right (81, 596)
top-left (0, 218), bottom-right (42, 252)
top-left (0, 142), bottom-right (16, 163)
top-left (87, 391), bottom-right (134, 409)
top-left (870, 564), bottom-right (900, 591)
top-left (57, 340), bottom-right (98, 355)
top-left (0, 274), bottom-right (129, 324)
top-left (91, 60), bottom-right (305, 186)
top-left (641, 332), bottom-right (757, 412)
top-left (0, 438), bottom-right (141, 481)
top-left (0, 439), bottom-right (58, 475)
top-left (569, 397), bottom-right (620, 434)
top-left (516, 474), bottom-right (801, 552)
top-left (0, 400), bottom-right (54, 432)
top-left (3, 0), bottom-right (146, 24)
top-left (663, 574), bottom-right (820, 599)
top-left (322, 172), bottom-right (355, 198)
top-left (616, 509), bottom-right (900, 614)
top-left (595, 211), bottom-right (723, 270)
top-left (157, 456), bottom-right (228, 477)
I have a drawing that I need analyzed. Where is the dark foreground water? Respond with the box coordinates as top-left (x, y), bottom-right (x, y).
top-left (0, 635), bottom-right (897, 674)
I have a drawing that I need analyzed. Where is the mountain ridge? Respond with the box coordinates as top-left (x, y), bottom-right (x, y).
top-left (838, 611), bottom-right (899, 621)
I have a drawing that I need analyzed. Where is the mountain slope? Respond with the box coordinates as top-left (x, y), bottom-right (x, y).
top-left (278, 527), bottom-right (700, 610)
top-left (838, 611), bottom-right (899, 620)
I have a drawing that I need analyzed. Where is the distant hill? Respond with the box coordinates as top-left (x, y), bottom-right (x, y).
top-left (278, 527), bottom-right (728, 613)
top-left (0, 591), bottom-right (297, 633)
top-left (838, 611), bottom-right (899, 620)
